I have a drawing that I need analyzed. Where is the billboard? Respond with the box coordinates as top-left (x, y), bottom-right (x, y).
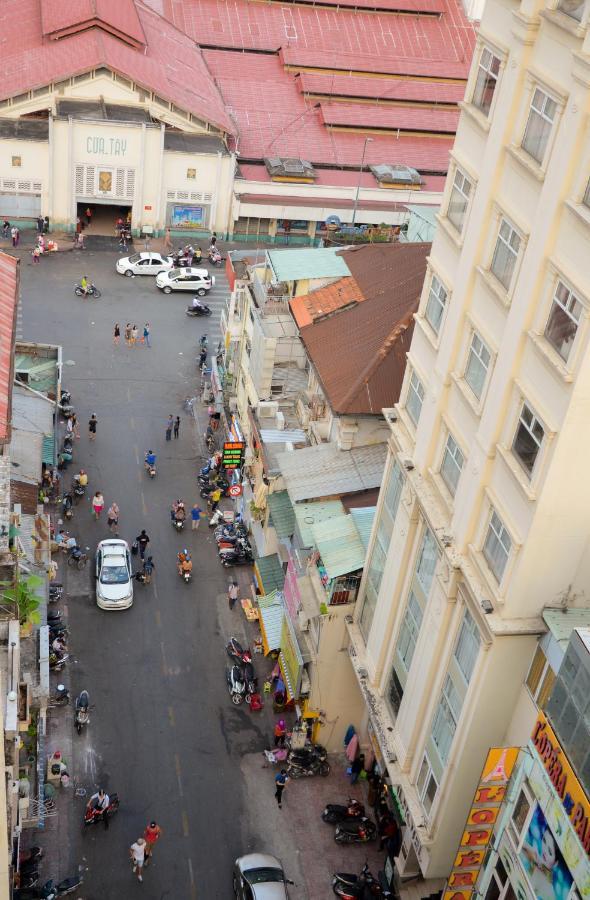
top-left (170, 205), bottom-right (205, 229)
top-left (520, 804), bottom-right (574, 900)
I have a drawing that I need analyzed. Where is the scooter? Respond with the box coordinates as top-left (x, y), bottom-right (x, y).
top-left (74, 282), bottom-right (101, 298)
top-left (49, 624), bottom-right (69, 641)
top-left (226, 637), bottom-right (252, 665)
top-left (49, 652), bottom-right (69, 671)
top-left (287, 745), bottom-right (330, 778)
top-left (49, 583), bottom-right (64, 603)
top-left (14, 877), bottom-right (82, 900)
top-left (179, 566), bottom-right (192, 584)
top-left (208, 249), bottom-right (222, 267)
top-left (52, 684), bottom-right (70, 706)
top-left (172, 515), bottom-right (185, 532)
top-left (208, 508), bottom-right (225, 528)
top-left (226, 665), bottom-right (246, 705)
top-left (145, 460), bottom-right (156, 478)
top-left (322, 799), bottom-right (366, 824)
top-left (83, 794), bottom-right (119, 827)
top-left (242, 660), bottom-right (257, 700)
top-left (334, 817), bottom-right (377, 844)
top-left (18, 847), bottom-right (44, 867)
top-left (75, 690), bottom-right (89, 735)
top-left (221, 547), bottom-right (254, 567)
top-left (332, 863), bottom-right (391, 898)
top-left (186, 303), bottom-right (212, 317)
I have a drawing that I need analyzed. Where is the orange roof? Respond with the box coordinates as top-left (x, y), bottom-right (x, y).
top-left (290, 277), bottom-right (366, 328)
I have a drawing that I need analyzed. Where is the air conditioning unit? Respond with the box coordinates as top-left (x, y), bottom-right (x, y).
top-left (258, 400), bottom-right (279, 418)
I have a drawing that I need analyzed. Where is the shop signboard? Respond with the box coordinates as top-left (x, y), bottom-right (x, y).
top-left (170, 205), bottom-right (205, 229)
top-left (222, 441), bottom-right (244, 470)
top-left (519, 804), bottom-right (574, 900)
top-left (283, 554), bottom-right (302, 623)
top-left (443, 747), bottom-right (519, 900)
top-left (280, 615), bottom-right (303, 698)
top-left (531, 712), bottom-right (590, 857)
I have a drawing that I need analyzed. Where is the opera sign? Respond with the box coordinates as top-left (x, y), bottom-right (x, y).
top-left (443, 747), bottom-right (519, 900)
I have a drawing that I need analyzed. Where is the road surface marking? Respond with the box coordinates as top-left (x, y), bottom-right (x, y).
top-left (160, 641), bottom-right (167, 676)
top-left (141, 492), bottom-right (148, 517)
top-left (127, 386), bottom-right (131, 403)
top-left (188, 858), bottom-right (197, 898)
top-left (168, 706), bottom-right (175, 727)
top-left (155, 609), bottom-right (161, 627)
top-left (130, 416), bottom-right (135, 431)
top-left (182, 810), bottom-right (190, 837)
top-left (134, 446), bottom-right (139, 465)
top-left (153, 582), bottom-right (159, 602)
top-left (175, 754), bottom-right (184, 796)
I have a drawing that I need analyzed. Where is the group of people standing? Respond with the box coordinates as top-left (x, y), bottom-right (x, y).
top-left (113, 323), bottom-right (151, 347)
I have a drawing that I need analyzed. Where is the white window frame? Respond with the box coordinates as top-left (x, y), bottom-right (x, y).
top-left (511, 402), bottom-right (544, 477)
top-left (424, 274), bottom-right (448, 336)
top-left (440, 432), bottom-right (464, 497)
top-left (472, 47), bottom-right (501, 117)
top-left (524, 645), bottom-right (556, 707)
top-left (483, 509), bottom-right (512, 583)
top-left (446, 168), bottom-right (473, 234)
top-left (417, 753), bottom-right (439, 816)
top-left (544, 279), bottom-right (583, 364)
top-left (521, 87), bottom-right (557, 165)
top-left (464, 331), bottom-right (492, 400)
top-left (490, 217), bottom-right (521, 292)
top-left (406, 370), bottom-right (425, 427)
top-left (507, 781), bottom-right (535, 851)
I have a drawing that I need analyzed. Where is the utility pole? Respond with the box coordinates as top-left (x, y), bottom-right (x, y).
top-left (351, 137), bottom-right (373, 228)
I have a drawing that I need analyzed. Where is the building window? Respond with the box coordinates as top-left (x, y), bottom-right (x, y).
top-left (525, 645), bottom-right (556, 708)
top-left (396, 591), bottom-right (424, 675)
top-left (491, 219), bottom-right (521, 290)
top-left (447, 169), bottom-right (472, 233)
top-left (454, 610), bottom-right (481, 683)
top-left (483, 510), bottom-right (512, 582)
top-left (406, 371), bottom-right (425, 426)
top-left (484, 858), bottom-right (517, 900)
top-left (544, 280), bottom-right (582, 363)
top-left (508, 787), bottom-right (532, 849)
top-left (383, 463), bottom-right (404, 522)
top-left (431, 674), bottom-right (461, 764)
top-left (387, 666), bottom-right (405, 717)
top-left (425, 275), bottom-right (447, 335)
top-left (557, 0), bottom-right (585, 21)
top-left (440, 433), bottom-right (464, 497)
top-left (187, 168), bottom-right (196, 179)
top-left (522, 88), bottom-right (557, 165)
top-left (416, 528), bottom-right (438, 594)
top-left (465, 332), bottom-right (491, 400)
top-left (472, 48), bottom-right (501, 116)
top-left (417, 755), bottom-right (439, 815)
top-left (512, 403), bottom-right (544, 476)
top-left (583, 178), bottom-right (590, 209)
top-left (11, 156), bottom-right (21, 167)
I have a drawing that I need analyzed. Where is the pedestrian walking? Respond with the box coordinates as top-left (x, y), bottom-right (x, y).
top-left (173, 416), bottom-right (180, 439)
top-left (71, 413), bottom-right (80, 439)
top-left (11, 226), bottom-right (19, 247)
top-left (43, 216), bottom-right (49, 234)
top-left (113, 323), bottom-right (120, 345)
top-left (165, 415), bottom-right (173, 441)
top-left (208, 486), bottom-right (222, 513)
top-left (107, 502), bottom-right (119, 534)
top-left (142, 556), bottom-right (154, 584)
top-left (85, 206), bottom-right (93, 227)
top-left (124, 323), bottom-right (132, 346)
top-left (32, 246), bottom-right (41, 264)
top-left (143, 322), bottom-right (151, 348)
top-left (36, 215), bottom-right (44, 234)
top-left (274, 769), bottom-right (289, 809)
top-left (143, 821), bottom-right (162, 866)
top-left (191, 503), bottom-right (202, 531)
top-left (88, 413), bottom-right (97, 440)
top-left (228, 580), bottom-right (239, 610)
top-left (164, 227), bottom-right (173, 251)
top-left (135, 529), bottom-right (150, 560)
top-left (131, 324), bottom-right (138, 346)
top-left (2, 220), bottom-right (10, 240)
top-left (130, 837), bottom-right (146, 883)
top-left (92, 491), bottom-right (104, 520)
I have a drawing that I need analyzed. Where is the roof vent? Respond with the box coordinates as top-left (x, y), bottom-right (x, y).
top-left (264, 157), bottom-right (316, 182)
top-left (370, 164), bottom-right (423, 187)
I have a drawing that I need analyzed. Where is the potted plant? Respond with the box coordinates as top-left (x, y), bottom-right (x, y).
top-left (2, 574), bottom-right (43, 635)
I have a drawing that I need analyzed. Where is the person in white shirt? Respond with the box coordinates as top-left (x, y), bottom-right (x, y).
top-left (130, 837), bottom-right (146, 882)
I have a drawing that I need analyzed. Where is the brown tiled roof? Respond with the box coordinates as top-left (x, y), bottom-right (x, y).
top-left (300, 242), bottom-right (430, 415)
top-left (290, 277), bottom-right (366, 328)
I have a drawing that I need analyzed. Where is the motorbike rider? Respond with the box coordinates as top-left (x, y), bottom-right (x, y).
top-left (76, 469), bottom-right (88, 488)
top-left (144, 450), bottom-right (156, 471)
top-left (87, 788), bottom-right (110, 829)
top-left (194, 246), bottom-right (202, 263)
top-left (177, 549), bottom-right (192, 577)
top-left (80, 274), bottom-right (90, 296)
top-left (192, 296), bottom-right (206, 310)
top-left (171, 500), bottom-right (186, 524)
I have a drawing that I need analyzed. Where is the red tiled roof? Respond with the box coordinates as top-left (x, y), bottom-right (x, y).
top-left (237, 192), bottom-right (408, 211)
top-left (319, 101), bottom-right (460, 133)
top-left (0, 253), bottom-right (19, 444)
top-left (290, 277), bottom-right (367, 328)
top-left (237, 164), bottom-right (448, 193)
top-left (280, 47), bottom-right (471, 79)
top-left (297, 73), bottom-right (466, 104)
top-left (41, 0), bottom-right (146, 46)
top-left (299, 243), bottom-right (430, 415)
top-left (0, 1), bottom-right (233, 133)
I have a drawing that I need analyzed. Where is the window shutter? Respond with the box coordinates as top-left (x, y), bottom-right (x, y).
top-left (85, 166), bottom-right (95, 194)
top-left (75, 166), bottom-right (84, 194)
top-left (125, 168), bottom-right (135, 199)
top-left (115, 168), bottom-right (125, 197)
top-left (204, 193), bottom-right (212, 202)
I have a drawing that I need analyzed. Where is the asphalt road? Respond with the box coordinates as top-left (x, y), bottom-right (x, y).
top-left (21, 247), bottom-right (255, 898)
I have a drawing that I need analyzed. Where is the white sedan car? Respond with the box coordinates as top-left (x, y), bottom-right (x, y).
top-left (95, 540), bottom-right (134, 610)
top-left (155, 267), bottom-right (215, 295)
top-left (116, 252), bottom-right (173, 277)
top-left (233, 854), bottom-right (291, 899)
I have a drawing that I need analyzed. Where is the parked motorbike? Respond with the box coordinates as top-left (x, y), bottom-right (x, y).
top-left (208, 249), bottom-right (222, 267)
top-left (72, 478), bottom-right (86, 502)
top-left (322, 799), bottom-right (366, 825)
top-left (18, 847), bottom-right (44, 867)
top-left (186, 303), bottom-right (212, 317)
top-left (49, 624), bottom-right (69, 641)
top-left (52, 684), bottom-right (70, 706)
top-left (221, 547), bottom-right (254, 567)
top-left (15, 871), bottom-right (39, 890)
top-left (208, 508), bottom-right (225, 528)
top-left (59, 390), bottom-right (72, 405)
top-left (49, 583), bottom-right (64, 603)
top-left (49, 652), bottom-right (69, 671)
top-left (226, 637), bottom-right (252, 665)
top-left (334, 817), bottom-right (377, 844)
top-left (226, 665), bottom-right (246, 705)
top-left (74, 690), bottom-right (89, 734)
top-left (74, 283), bottom-right (101, 299)
top-left (242, 660), bottom-right (257, 700)
top-left (332, 863), bottom-right (391, 898)
top-left (83, 794), bottom-right (119, 827)
top-left (287, 745), bottom-right (330, 778)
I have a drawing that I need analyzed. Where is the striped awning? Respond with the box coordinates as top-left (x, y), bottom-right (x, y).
top-left (258, 591), bottom-right (284, 655)
top-left (279, 652), bottom-right (294, 701)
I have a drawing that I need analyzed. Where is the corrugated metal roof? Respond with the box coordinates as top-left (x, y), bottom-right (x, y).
top-left (42, 435), bottom-right (55, 466)
top-left (10, 430), bottom-right (44, 483)
top-left (277, 443), bottom-right (387, 503)
top-left (258, 589), bottom-right (284, 653)
top-left (12, 385), bottom-right (54, 434)
top-left (294, 500), bottom-right (345, 547)
top-left (350, 507), bottom-right (376, 550)
top-left (267, 248), bottom-right (350, 283)
top-left (311, 513), bottom-right (367, 579)
top-left (260, 429), bottom-right (307, 444)
top-left (254, 554), bottom-right (285, 594)
top-left (267, 491), bottom-right (296, 539)
top-left (543, 608), bottom-right (590, 649)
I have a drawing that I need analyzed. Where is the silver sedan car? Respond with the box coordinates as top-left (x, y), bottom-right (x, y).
top-left (233, 853), bottom-right (292, 899)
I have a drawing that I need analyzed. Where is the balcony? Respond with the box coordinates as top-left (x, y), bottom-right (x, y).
top-left (251, 269), bottom-right (292, 311)
top-left (310, 554), bottom-right (361, 607)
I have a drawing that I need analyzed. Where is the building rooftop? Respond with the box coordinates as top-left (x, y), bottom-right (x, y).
top-left (543, 608), bottom-right (590, 650)
top-left (277, 442), bottom-right (387, 503)
top-left (294, 500), bottom-right (346, 547)
top-left (267, 491), bottom-right (296, 540)
top-left (267, 248), bottom-right (351, 284)
top-left (290, 277), bottom-right (366, 328)
top-left (300, 242), bottom-right (430, 415)
top-left (350, 507), bottom-right (377, 550)
top-left (311, 511), bottom-right (374, 579)
top-left (0, 254), bottom-right (19, 444)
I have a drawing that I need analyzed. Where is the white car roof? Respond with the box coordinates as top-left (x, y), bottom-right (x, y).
top-left (172, 267), bottom-right (210, 277)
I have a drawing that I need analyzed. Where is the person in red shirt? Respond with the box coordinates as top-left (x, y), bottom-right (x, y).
top-left (143, 821), bottom-right (162, 866)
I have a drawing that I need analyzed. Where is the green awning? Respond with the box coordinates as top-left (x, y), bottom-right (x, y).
top-left (42, 434), bottom-right (55, 466)
top-left (350, 507), bottom-right (376, 550)
top-left (293, 499), bottom-right (344, 547)
top-left (311, 514), bottom-right (367, 580)
top-left (267, 491), bottom-right (296, 539)
top-left (254, 554), bottom-right (285, 595)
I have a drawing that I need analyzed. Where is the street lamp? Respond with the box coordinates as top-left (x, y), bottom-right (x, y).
top-left (351, 137), bottom-right (373, 228)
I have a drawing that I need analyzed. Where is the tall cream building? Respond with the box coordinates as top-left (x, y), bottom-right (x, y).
top-left (346, 0), bottom-right (590, 893)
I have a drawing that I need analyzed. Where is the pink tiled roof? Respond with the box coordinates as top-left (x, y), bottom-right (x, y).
top-left (280, 47), bottom-right (471, 80)
top-left (319, 101), bottom-right (460, 133)
top-left (296, 73), bottom-right (465, 105)
top-left (0, 1), bottom-right (233, 133)
top-left (0, 253), bottom-right (18, 444)
top-left (41, 0), bottom-right (146, 46)
top-left (237, 164), bottom-right (447, 193)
